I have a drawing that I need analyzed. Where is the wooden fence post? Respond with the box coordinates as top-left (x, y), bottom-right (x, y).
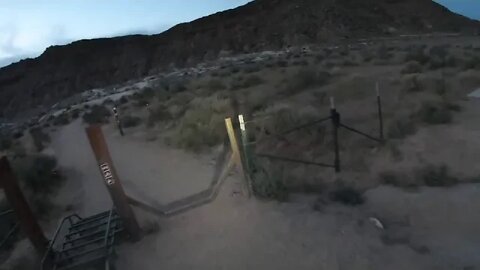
top-left (225, 118), bottom-right (251, 197)
top-left (330, 98), bottom-right (341, 173)
top-left (238, 114), bottom-right (254, 195)
top-left (376, 82), bottom-right (384, 141)
top-left (0, 156), bottom-right (48, 255)
top-left (86, 125), bottom-right (141, 241)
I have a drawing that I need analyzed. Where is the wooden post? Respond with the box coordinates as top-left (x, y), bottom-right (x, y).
top-left (112, 106), bottom-right (124, 136)
top-left (85, 125), bottom-right (141, 240)
top-left (330, 98), bottom-right (341, 173)
top-left (0, 156), bottom-right (48, 254)
top-left (376, 82), bottom-right (384, 141)
top-left (238, 115), bottom-right (253, 195)
top-left (225, 118), bottom-right (251, 197)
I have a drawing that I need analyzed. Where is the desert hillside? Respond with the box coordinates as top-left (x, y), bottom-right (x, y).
top-left (0, 0), bottom-right (479, 119)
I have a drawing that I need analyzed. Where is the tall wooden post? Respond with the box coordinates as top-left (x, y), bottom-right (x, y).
top-left (225, 118), bottom-right (251, 197)
top-left (238, 115), bottom-right (253, 195)
top-left (86, 125), bottom-right (141, 241)
top-left (0, 157), bottom-right (48, 254)
top-left (330, 98), bottom-right (341, 173)
top-left (376, 82), bottom-right (384, 141)
top-left (112, 106), bottom-right (124, 136)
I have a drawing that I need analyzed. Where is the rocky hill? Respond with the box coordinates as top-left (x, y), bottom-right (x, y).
top-left (0, 0), bottom-right (479, 119)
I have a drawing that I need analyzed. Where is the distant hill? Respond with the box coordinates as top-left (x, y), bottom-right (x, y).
top-left (0, 0), bottom-right (479, 118)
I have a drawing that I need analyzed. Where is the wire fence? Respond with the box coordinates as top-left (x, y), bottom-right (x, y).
top-left (236, 91), bottom-right (386, 176)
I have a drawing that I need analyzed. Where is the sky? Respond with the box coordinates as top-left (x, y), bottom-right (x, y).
top-left (0, 0), bottom-right (478, 68)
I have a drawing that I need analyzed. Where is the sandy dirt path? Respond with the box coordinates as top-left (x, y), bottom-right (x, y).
top-left (116, 178), bottom-right (480, 270)
top-left (49, 120), bottom-right (215, 215)
top-left (47, 120), bottom-right (480, 270)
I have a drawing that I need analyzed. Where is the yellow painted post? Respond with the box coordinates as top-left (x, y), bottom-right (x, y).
top-left (225, 117), bottom-right (251, 197)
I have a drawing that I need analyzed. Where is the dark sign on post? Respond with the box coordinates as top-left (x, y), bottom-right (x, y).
top-left (85, 125), bottom-right (141, 241)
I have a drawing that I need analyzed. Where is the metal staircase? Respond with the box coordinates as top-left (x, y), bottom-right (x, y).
top-left (41, 208), bottom-right (124, 270)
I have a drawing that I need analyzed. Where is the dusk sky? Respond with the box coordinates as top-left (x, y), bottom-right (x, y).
top-left (0, 0), bottom-right (478, 67)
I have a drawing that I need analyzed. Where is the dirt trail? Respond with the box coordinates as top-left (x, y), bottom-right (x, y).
top-left (46, 120), bottom-right (480, 270)
top-left (116, 178), bottom-right (480, 270)
top-left (49, 120), bottom-right (214, 214)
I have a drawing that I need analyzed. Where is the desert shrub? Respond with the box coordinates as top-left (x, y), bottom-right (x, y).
top-left (206, 79), bottom-right (226, 91)
top-left (403, 75), bottom-right (423, 92)
top-left (427, 46), bottom-right (456, 69)
top-left (173, 96), bottom-right (230, 151)
top-left (329, 186), bottom-right (364, 206)
top-left (415, 164), bottom-right (458, 187)
top-left (314, 54), bottom-right (324, 63)
top-left (0, 135), bottom-right (12, 151)
top-left (291, 59), bottom-right (309, 66)
top-left (387, 116), bottom-right (416, 139)
top-left (102, 98), bottom-right (114, 105)
top-left (378, 171), bottom-right (407, 187)
top-left (377, 44), bottom-right (392, 60)
top-left (463, 56), bottom-right (480, 70)
top-left (29, 128), bottom-right (50, 151)
top-left (147, 105), bottom-right (171, 127)
top-left (13, 155), bottom-right (64, 194)
top-left (140, 87), bottom-right (155, 99)
top-left (342, 59), bottom-right (358, 66)
top-left (360, 49), bottom-right (373, 62)
top-left (405, 46), bottom-right (429, 64)
top-left (242, 75), bottom-right (264, 88)
top-left (70, 109), bottom-right (80, 119)
top-left (121, 115), bottom-right (142, 128)
top-left (82, 105), bottom-right (111, 124)
top-left (53, 113), bottom-right (70, 126)
top-left (230, 75), bottom-right (264, 90)
top-left (416, 101), bottom-right (452, 125)
top-left (277, 60), bottom-right (288, 67)
top-left (243, 63), bottom-right (262, 73)
top-left (251, 164), bottom-right (288, 201)
top-left (429, 45), bottom-right (448, 59)
top-left (131, 88), bottom-right (155, 107)
top-left (401, 61), bottom-right (423, 74)
top-left (12, 131), bottom-right (23, 139)
top-left (119, 95), bottom-right (129, 104)
top-left (259, 106), bottom-right (318, 137)
top-left (284, 67), bottom-right (331, 94)
top-left (167, 81), bottom-right (188, 93)
top-left (229, 66), bottom-right (240, 74)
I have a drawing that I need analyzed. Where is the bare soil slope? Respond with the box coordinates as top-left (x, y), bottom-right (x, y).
top-left (1, 0), bottom-right (479, 118)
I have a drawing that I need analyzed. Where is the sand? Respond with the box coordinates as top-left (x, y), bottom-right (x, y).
top-left (40, 120), bottom-right (480, 270)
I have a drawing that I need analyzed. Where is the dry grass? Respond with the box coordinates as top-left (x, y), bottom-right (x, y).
top-left (82, 105), bottom-right (111, 124)
top-left (284, 67), bottom-right (331, 95)
top-left (401, 61), bottom-right (423, 74)
top-left (171, 95), bottom-right (231, 151)
top-left (147, 104), bottom-right (171, 127)
top-left (416, 100), bottom-right (453, 125)
top-left (29, 128), bottom-right (50, 152)
top-left (121, 115), bottom-right (142, 128)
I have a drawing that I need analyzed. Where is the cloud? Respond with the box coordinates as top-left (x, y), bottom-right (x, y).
top-left (0, 23), bottom-right (73, 68)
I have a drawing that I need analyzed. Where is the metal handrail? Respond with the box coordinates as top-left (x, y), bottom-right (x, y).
top-left (103, 208), bottom-right (115, 270)
top-left (103, 208), bottom-right (113, 252)
top-left (40, 214), bottom-right (83, 270)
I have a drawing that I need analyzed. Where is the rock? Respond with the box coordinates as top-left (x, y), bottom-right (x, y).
top-left (368, 217), bottom-right (385, 230)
